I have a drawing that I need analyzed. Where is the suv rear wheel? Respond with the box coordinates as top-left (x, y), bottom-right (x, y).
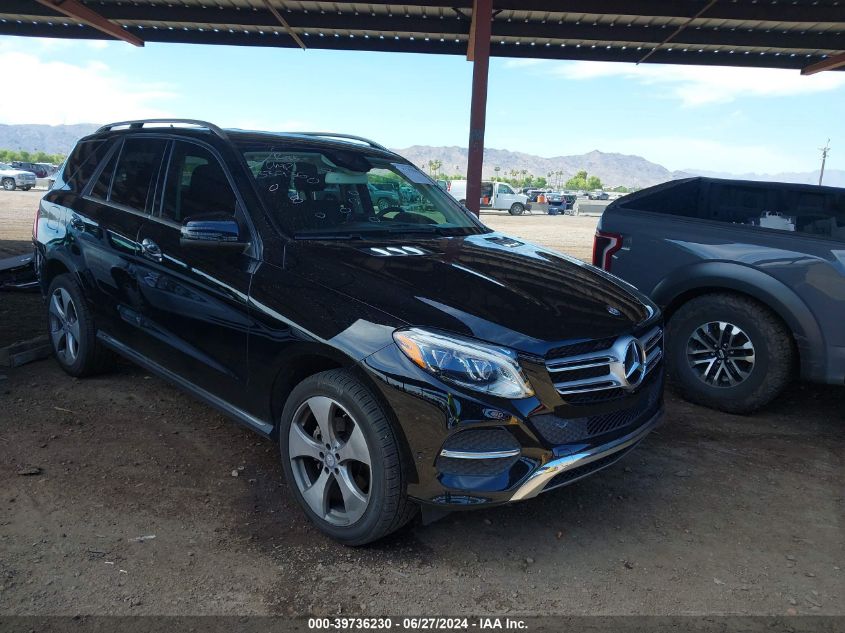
top-left (666, 293), bottom-right (794, 413)
top-left (279, 369), bottom-right (416, 545)
top-left (47, 274), bottom-right (114, 377)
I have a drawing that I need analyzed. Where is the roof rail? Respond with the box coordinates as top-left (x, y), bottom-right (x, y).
top-left (290, 132), bottom-right (390, 153)
top-left (95, 119), bottom-right (228, 140)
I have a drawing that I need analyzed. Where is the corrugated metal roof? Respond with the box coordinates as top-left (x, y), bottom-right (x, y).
top-left (2, 0), bottom-right (843, 70)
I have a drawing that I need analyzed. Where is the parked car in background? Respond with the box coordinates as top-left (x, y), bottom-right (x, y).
top-left (596, 176), bottom-right (845, 413)
top-left (35, 162), bottom-right (59, 177)
top-left (11, 161), bottom-right (48, 178)
top-left (0, 162), bottom-right (36, 191)
top-left (447, 180), bottom-right (532, 215)
top-left (367, 182), bottom-right (401, 210)
top-left (588, 190), bottom-right (609, 200)
top-left (34, 119), bottom-right (664, 545)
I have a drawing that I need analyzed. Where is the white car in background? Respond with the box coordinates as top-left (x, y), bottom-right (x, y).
top-left (0, 162), bottom-right (37, 191)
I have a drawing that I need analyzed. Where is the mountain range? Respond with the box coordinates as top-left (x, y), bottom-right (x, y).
top-left (1, 123), bottom-right (841, 188)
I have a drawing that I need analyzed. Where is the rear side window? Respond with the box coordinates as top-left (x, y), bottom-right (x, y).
top-left (89, 147), bottom-right (118, 201)
top-left (711, 184), bottom-right (845, 239)
top-left (52, 139), bottom-right (111, 192)
top-left (108, 138), bottom-right (168, 213)
top-left (161, 141), bottom-right (236, 223)
top-left (623, 179), bottom-right (845, 242)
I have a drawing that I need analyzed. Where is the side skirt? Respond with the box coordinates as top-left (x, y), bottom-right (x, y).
top-left (97, 331), bottom-right (274, 437)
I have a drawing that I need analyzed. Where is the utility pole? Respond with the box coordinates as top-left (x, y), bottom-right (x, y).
top-left (818, 139), bottom-right (830, 186)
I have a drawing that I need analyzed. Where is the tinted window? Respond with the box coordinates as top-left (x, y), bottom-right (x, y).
top-left (109, 138), bottom-right (168, 212)
top-left (625, 179), bottom-right (845, 241)
top-left (89, 145), bottom-right (119, 201)
top-left (53, 139), bottom-right (110, 192)
top-left (711, 184), bottom-right (845, 239)
top-left (162, 142), bottom-right (236, 223)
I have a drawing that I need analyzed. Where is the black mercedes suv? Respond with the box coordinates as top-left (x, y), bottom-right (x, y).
top-left (33, 119), bottom-right (664, 545)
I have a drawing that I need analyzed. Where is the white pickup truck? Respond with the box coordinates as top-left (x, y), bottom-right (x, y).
top-left (446, 180), bottom-right (532, 215)
top-left (0, 162), bottom-right (37, 191)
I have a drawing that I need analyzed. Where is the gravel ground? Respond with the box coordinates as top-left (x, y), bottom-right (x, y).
top-left (1, 189), bottom-right (843, 617)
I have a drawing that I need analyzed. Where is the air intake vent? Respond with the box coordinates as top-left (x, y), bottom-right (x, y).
top-left (485, 236), bottom-right (524, 248)
top-left (366, 246), bottom-right (429, 257)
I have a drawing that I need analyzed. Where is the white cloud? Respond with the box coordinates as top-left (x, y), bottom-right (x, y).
top-left (538, 61), bottom-right (845, 106)
top-left (0, 44), bottom-right (174, 125)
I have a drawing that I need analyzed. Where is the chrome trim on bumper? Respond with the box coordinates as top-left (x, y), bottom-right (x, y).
top-left (510, 409), bottom-right (663, 501)
top-left (439, 448), bottom-right (521, 460)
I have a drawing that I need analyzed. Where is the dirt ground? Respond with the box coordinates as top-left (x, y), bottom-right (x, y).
top-left (1, 189), bottom-right (843, 617)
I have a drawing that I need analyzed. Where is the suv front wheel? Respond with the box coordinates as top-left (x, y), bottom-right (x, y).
top-left (666, 292), bottom-right (794, 414)
top-left (2, 178), bottom-right (15, 191)
top-left (279, 369), bottom-right (416, 545)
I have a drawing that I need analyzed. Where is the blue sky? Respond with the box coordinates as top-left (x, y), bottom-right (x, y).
top-left (1, 34), bottom-right (843, 174)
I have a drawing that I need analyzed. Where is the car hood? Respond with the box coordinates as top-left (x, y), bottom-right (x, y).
top-left (287, 232), bottom-right (655, 356)
top-left (0, 169), bottom-right (32, 177)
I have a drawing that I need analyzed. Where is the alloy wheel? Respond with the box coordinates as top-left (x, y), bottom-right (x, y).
top-left (48, 287), bottom-right (81, 365)
top-left (288, 396), bottom-right (372, 526)
top-left (686, 321), bottom-right (756, 387)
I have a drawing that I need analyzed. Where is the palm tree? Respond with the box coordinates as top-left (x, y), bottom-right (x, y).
top-left (494, 166), bottom-right (501, 181)
top-left (431, 159), bottom-right (442, 178)
top-left (520, 169), bottom-right (528, 186)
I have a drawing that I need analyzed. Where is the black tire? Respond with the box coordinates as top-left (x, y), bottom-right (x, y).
top-left (279, 369), bottom-right (417, 545)
top-left (509, 203), bottom-right (525, 216)
top-left (376, 197), bottom-right (390, 212)
top-left (2, 178), bottom-right (15, 191)
top-left (458, 199), bottom-right (466, 206)
top-left (22, 186), bottom-right (32, 191)
top-left (46, 273), bottom-right (114, 377)
top-left (666, 292), bottom-right (794, 414)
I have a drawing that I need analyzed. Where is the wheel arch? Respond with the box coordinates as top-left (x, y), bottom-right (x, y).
top-left (39, 256), bottom-right (71, 293)
top-left (653, 261), bottom-right (825, 382)
top-left (267, 341), bottom-right (418, 483)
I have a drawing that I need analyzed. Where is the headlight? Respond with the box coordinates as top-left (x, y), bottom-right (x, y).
top-left (393, 328), bottom-right (534, 399)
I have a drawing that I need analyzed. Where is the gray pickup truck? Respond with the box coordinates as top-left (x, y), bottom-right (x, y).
top-left (595, 177), bottom-right (844, 413)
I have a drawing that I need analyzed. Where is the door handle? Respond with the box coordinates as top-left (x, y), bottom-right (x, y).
top-left (140, 238), bottom-right (163, 262)
top-left (69, 215), bottom-right (85, 231)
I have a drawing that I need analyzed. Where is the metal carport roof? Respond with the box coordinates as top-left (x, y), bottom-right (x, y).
top-left (3, 1), bottom-right (844, 73)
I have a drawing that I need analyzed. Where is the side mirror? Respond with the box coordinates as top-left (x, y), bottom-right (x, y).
top-left (180, 213), bottom-right (247, 250)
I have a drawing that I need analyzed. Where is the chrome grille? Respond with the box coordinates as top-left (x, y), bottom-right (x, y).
top-left (546, 327), bottom-right (663, 396)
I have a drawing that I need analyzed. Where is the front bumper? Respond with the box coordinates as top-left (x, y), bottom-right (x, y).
top-left (361, 339), bottom-right (664, 509)
top-left (510, 408), bottom-right (662, 500)
top-left (15, 177), bottom-right (36, 187)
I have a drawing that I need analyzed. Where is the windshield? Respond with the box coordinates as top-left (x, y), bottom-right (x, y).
top-left (236, 143), bottom-right (488, 239)
top-left (0, 163), bottom-right (10, 170)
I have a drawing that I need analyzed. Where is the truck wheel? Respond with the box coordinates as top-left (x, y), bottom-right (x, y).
top-left (280, 369), bottom-right (417, 545)
top-left (376, 198), bottom-right (390, 212)
top-left (2, 178), bottom-right (15, 191)
top-left (509, 203), bottom-right (525, 216)
top-left (666, 293), bottom-right (794, 414)
top-left (22, 186), bottom-right (32, 191)
top-left (46, 274), bottom-right (114, 377)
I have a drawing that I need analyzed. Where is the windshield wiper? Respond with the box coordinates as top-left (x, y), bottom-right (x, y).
top-left (294, 225), bottom-right (458, 240)
top-left (294, 231), bottom-right (366, 240)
